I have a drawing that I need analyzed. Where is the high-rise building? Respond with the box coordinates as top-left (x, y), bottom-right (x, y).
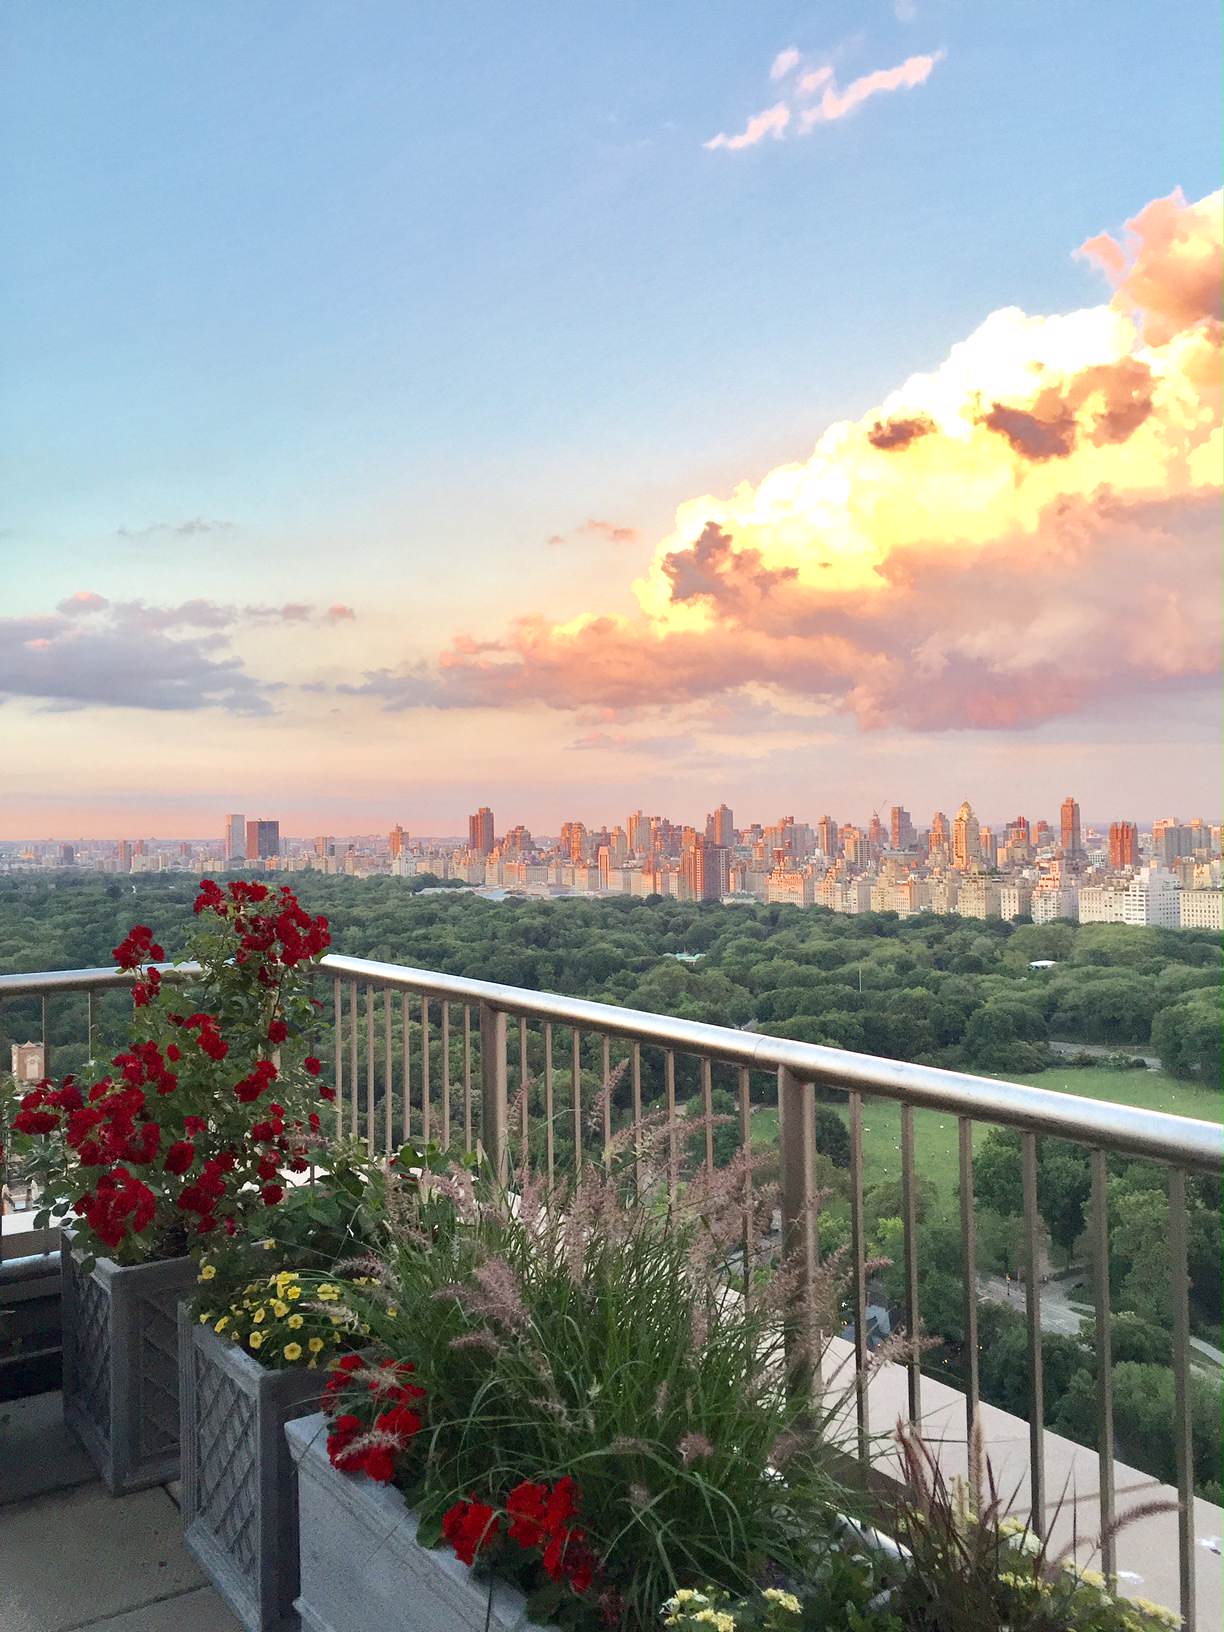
top-left (224, 813), bottom-right (246, 864)
top-left (1109, 821), bottom-right (1139, 869)
top-left (681, 835), bottom-right (727, 902)
top-left (117, 839), bottom-right (133, 872)
top-left (817, 815), bottom-right (838, 858)
top-left (314, 835), bottom-right (335, 858)
top-left (951, 802), bottom-right (981, 870)
top-left (559, 820), bottom-right (587, 863)
top-left (889, 806), bottom-right (915, 851)
top-left (706, 804), bottom-right (735, 847)
top-left (245, 819), bottom-right (280, 864)
top-left (468, 807), bottom-right (495, 856)
top-left (928, 811), bottom-right (950, 860)
top-left (1060, 795), bottom-right (1082, 859)
top-left (627, 811), bottom-right (648, 855)
top-left (389, 824), bottom-right (407, 859)
top-left (60, 843), bottom-right (75, 866)
top-left (868, 811), bottom-right (886, 853)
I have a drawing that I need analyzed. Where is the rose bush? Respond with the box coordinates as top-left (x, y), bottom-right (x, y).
top-left (5, 879), bottom-right (335, 1265)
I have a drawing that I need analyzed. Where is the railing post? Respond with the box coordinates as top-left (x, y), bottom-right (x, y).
top-left (479, 1002), bottom-right (509, 1187)
top-left (778, 1064), bottom-right (817, 1401)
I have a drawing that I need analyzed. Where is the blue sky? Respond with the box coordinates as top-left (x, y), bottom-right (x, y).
top-left (2, 2), bottom-right (1221, 834)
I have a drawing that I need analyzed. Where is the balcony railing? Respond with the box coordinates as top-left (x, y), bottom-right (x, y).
top-left (2, 954), bottom-right (1221, 1630)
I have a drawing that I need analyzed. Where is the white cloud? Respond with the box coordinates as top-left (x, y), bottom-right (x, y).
top-left (770, 47), bottom-right (800, 81)
top-left (704, 101), bottom-right (790, 152)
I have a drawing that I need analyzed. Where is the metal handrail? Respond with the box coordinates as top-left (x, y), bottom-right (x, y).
top-left (1, 955), bottom-right (1219, 1172)
top-left (320, 954), bottom-right (1223, 1173)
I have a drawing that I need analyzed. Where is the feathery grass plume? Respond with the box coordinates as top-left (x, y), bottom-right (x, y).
top-left (678, 1431), bottom-right (714, 1466)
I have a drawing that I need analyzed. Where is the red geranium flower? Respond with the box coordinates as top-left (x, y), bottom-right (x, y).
top-left (442, 1497), bottom-right (500, 1567)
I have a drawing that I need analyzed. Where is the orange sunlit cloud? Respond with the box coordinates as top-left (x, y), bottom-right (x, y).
top-left (353, 188), bottom-right (1222, 734)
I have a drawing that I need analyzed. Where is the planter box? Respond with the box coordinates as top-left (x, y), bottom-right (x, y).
top-left (287, 1413), bottom-right (553, 1632)
top-left (180, 1311), bottom-right (323, 1632)
top-left (61, 1241), bottom-right (196, 1493)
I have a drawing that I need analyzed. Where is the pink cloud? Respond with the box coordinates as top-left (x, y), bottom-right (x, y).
top-left (327, 603), bottom-right (357, 622)
top-left (1078, 188), bottom-right (1223, 344)
top-left (57, 591), bottom-right (109, 613)
top-left (798, 50), bottom-right (945, 129)
top-left (770, 47), bottom-right (801, 81)
top-left (704, 101), bottom-right (790, 152)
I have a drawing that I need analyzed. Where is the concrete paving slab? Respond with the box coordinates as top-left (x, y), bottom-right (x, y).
top-left (77, 1585), bottom-right (243, 1631)
top-left (0, 1482), bottom-right (204, 1632)
top-left (0, 1389), bottom-right (95, 1505)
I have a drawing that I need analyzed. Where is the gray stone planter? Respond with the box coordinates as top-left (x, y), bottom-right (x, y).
top-left (180, 1310), bottom-right (323, 1632)
top-left (61, 1240), bottom-right (196, 1493)
top-left (287, 1413), bottom-right (553, 1632)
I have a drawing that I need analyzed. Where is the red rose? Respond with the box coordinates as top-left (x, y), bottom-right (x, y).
top-left (267, 1018), bottom-right (288, 1044)
top-left (260, 1184), bottom-right (284, 1206)
top-left (164, 1140), bottom-right (195, 1176)
top-left (303, 1056), bottom-right (322, 1076)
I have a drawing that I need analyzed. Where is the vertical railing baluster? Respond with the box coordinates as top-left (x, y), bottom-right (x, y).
top-left (665, 1050), bottom-right (677, 1200)
top-left (1168, 1168), bottom-right (1196, 1632)
top-left (519, 1016), bottom-right (530, 1172)
top-left (601, 1035), bottom-right (612, 1168)
top-left (86, 992), bottom-right (95, 1068)
top-left (333, 977), bottom-right (343, 1140)
top-left (479, 1003), bottom-right (508, 1185)
top-left (632, 1042), bottom-right (643, 1195)
top-left (701, 1056), bottom-right (714, 1176)
top-left (544, 1021), bottom-right (555, 1185)
top-left (41, 994), bottom-right (50, 1076)
top-left (1090, 1149), bottom-right (1116, 1587)
top-left (365, 987), bottom-right (376, 1157)
top-left (441, 1002), bottom-right (451, 1149)
top-left (900, 1103), bottom-right (922, 1422)
top-left (383, 990), bottom-right (393, 1157)
top-left (849, 1089), bottom-right (869, 1462)
top-left (571, 1029), bottom-right (583, 1169)
top-left (1021, 1131), bottom-right (1045, 1536)
top-left (421, 997), bottom-right (431, 1147)
top-left (462, 1006), bottom-right (473, 1153)
top-left (779, 1066), bottom-right (817, 1401)
top-left (401, 992), bottom-right (411, 1145)
top-left (738, 1065), bottom-right (752, 1308)
top-left (348, 982), bottom-right (358, 1141)
top-left (958, 1117), bottom-right (979, 1437)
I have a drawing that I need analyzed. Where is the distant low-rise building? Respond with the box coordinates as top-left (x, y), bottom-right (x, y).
top-left (1179, 889), bottom-right (1223, 931)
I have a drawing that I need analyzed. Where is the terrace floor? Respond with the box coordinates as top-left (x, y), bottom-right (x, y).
top-left (0, 1392), bottom-right (240, 1632)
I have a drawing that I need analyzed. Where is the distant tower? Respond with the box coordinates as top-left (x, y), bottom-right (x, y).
top-left (468, 807), bottom-right (494, 857)
top-left (389, 824), bottom-right (407, 859)
top-left (952, 802), bottom-right (981, 870)
top-left (889, 806), bottom-right (914, 851)
top-left (1060, 795), bottom-right (1082, 859)
top-left (224, 813), bottom-right (246, 864)
top-left (706, 804), bottom-right (735, 847)
top-left (1109, 821), bottom-right (1139, 869)
top-left (245, 819), bottom-right (280, 865)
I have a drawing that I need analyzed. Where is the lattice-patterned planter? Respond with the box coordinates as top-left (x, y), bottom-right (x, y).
top-left (287, 1412), bottom-right (554, 1632)
top-left (180, 1311), bottom-right (323, 1632)
top-left (61, 1242), bottom-right (196, 1493)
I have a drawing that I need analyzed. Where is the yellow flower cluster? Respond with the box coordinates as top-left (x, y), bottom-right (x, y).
top-left (198, 1268), bottom-right (354, 1370)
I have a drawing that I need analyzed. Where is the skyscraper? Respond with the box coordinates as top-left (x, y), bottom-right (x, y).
top-left (817, 815), bottom-right (838, 857)
top-left (1109, 821), bottom-right (1139, 868)
top-left (1060, 795), bottom-right (1082, 859)
top-left (245, 819), bottom-right (280, 864)
top-left (627, 811), bottom-right (648, 854)
top-left (389, 824), bottom-right (407, 859)
top-left (928, 811), bottom-right (950, 859)
top-left (224, 813), bottom-right (246, 864)
top-left (706, 804), bottom-right (735, 847)
top-left (117, 839), bottom-right (133, 871)
top-left (889, 805), bottom-right (914, 851)
top-left (468, 807), bottom-right (494, 856)
top-left (681, 834), bottom-right (726, 902)
top-left (952, 802), bottom-right (981, 870)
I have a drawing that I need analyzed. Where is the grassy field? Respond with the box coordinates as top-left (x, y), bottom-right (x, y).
top-left (751, 1067), bottom-right (1222, 1205)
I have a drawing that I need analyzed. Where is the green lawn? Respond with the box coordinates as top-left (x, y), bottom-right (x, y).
top-left (750, 1067), bottom-right (1221, 1205)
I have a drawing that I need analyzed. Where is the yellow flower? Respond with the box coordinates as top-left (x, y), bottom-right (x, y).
top-left (308, 1337), bottom-right (324, 1354)
top-left (252, 1308), bottom-right (266, 1324)
top-left (198, 1263), bottom-right (217, 1281)
top-left (272, 1300), bottom-right (290, 1318)
top-left (263, 1239), bottom-right (277, 1250)
top-left (387, 1307), bottom-right (398, 1318)
top-left (198, 1312), bottom-right (210, 1324)
top-left (317, 1284), bottom-right (340, 1301)
top-left (329, 1313), bottom-right (344, 1326)
top-left (763, 1591), bottom-right (801, 1615)
top-left (283, 1342), bottom-right (303, 1362)
top-left (249, 1331), bottom-right (264, 1349)
top-left (1132, 1599), bottom-right (1180, 1628)
top-left (214, 1316), bottom-right (230, 1333)
top-left (287, 1313), bottom-right (304, 1330)
top-left (285, 1286), bottom-right (302, 1300)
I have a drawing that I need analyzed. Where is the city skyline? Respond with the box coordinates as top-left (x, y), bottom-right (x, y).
top-left (3, 5), bottom-right (1221, 834)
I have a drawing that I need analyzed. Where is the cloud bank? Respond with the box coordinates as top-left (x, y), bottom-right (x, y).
top-left (354, 189), bottom-right (1222, 736)
top-left (3, 597), bottom-right (357, 714)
